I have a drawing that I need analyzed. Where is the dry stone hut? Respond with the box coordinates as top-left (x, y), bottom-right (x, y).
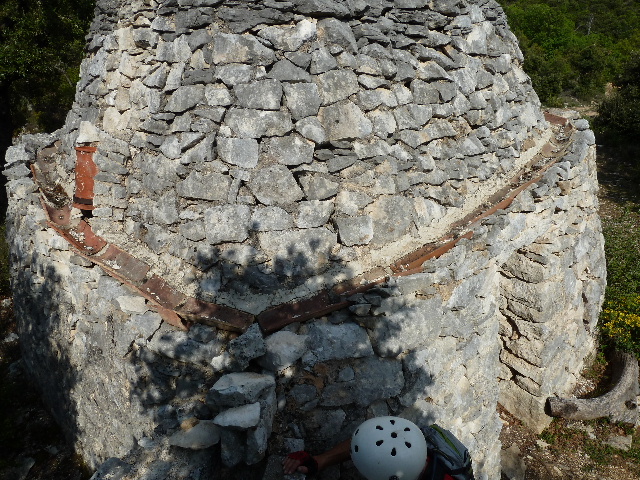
top-left (4, 1), bottom-right (606, 479)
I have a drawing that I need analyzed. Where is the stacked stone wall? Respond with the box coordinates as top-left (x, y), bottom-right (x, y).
top-left (3, 1), bottom-right (606, 480)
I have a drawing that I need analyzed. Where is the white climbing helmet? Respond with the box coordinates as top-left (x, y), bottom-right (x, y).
top-left (351, 416), bottom-right (428, 480)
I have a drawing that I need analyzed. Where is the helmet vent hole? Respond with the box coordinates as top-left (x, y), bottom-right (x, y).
top-left (376, 425), bottom-right (383, 430)
top-left (406, 442), bottom-right (412, 448)
top-left (391, 448), bottom-right (397, 456)
top-left (391, 432), bottom-right (397, 438)
top-left (354, 445), bottom-right (359, 452)
top-left (404, 427), bottom-right (410, 431)
top-left (376, 440), bottom-right (384, 446)
top-left (390, 419), bottom-right (396, 425)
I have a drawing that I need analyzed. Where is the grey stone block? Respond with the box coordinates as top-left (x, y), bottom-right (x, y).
top-left (165, 85), bottom-right (205, 112)
top-left (217, 137), bottom-right (259, 168)
top-left (268, 59), bottom-right (312, 83)
top-left (318, 101), bottom-right (372, 141)
top-left (283, 83), bottom-right (322, 120)
top-left (248, 165), bottom-right (304, 206)
top-left (315, 69), bottom-right (359, 105)
top-left (176, 171), bottom-right (231, 201)
top-left (336, 215), bottom-right (374, 246)
top-left (261, 134), bottom-right (314, 166)
top-left (250, 206), bottom-right (293, 231)
top-left (204, 204), bottom-right (251, 244)
top-left (234, 79), bottom-right (283, 110)
top-left (207, 372), bottom-right (276, 407)
top-left (224, 109), bottom-right (293, 138)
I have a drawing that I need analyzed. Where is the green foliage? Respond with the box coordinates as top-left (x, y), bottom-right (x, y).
top-left (499, 0), bottom-right (640, 104)
top-left (595, 53), bottom-right (640, 141)
top-left (601, 295), bottom-right (640, 356)
top-left (0, 0), bottom-right (95, 134)
top-left (599, 207), bottom-right (640, 357)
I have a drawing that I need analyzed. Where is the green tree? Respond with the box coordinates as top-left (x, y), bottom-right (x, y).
top-left (0, 0), bottom-right (95, 136)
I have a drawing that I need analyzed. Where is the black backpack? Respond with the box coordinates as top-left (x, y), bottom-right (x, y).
top-left (421, 424), bottom-right (475, 480)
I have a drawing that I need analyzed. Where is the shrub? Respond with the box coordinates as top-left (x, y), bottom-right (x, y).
top-left (601, 295), bottom-right (640, 357)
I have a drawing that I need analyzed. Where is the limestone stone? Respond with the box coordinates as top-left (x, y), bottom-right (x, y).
top-left (224, 109), bottom-right (293, 138)
top-left (295, 200), bottom-right (334, 228)
top-left (315, 70), bottom-right (359, 105)
top-left (258, 227), bottom-right (337, 276)
top-left (203, 205), bottom-right (251, 244)
top-left (320, 356), bottom-right (404, 407)
top-left (318, 102), bottom-right (373, 141)
top-left (302, 321), bottom-right (374, 366)
top-left (207, 372), bottom-right (276, 407)
top-left (268, 59), bottom-right (312, 82)
top-left (217, 137), bottom-right (259, 168)
top-left (204, 84), bottom-right (233, 106)
top-left (299, 173), bottom-right (340, 200)
top-left (215, 64), bottom-right (253, 86)
top-left (257, 20), bottom-right (317, 51)
top-left (257, 331), bottom-right (308, 371)
top-left (250, 207), bottom-right (293, 231)
top-left (336, 215), bottom-right (374, 246)
top-left (207, 33), bottom-right (276, 65)
top-left (214, 402), bottom-right (261, 430)
top-left (176, 171), bottom-right (231, 201)
top-left (310, 47), bottom-right (338, 74)
top-left (317, 18), bottom-right (357, 53)
top-left (168, 421), bottom-right (221, 449)
top-left (146, 325), bottom-right (222, 365)
top-left (234, 80), bottom-right (283, 110)
top-left (283, 83), bottom-right (322, 120)
top-left (165, 85), bottom-right (205, 112)
top-left (261, 135), bottom-right (314, 166)
top-left (366, 195), bottom-right (415, 245)
top-left (248, 165), bottom-right (304, 206)
top-left (295, 117), bottom-right (327, 144)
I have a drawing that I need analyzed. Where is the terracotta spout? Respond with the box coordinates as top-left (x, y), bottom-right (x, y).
top-left (73, 146), bottom-right (98, 210)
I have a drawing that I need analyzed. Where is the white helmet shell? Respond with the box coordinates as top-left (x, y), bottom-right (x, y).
top-left (351, 416), bottom-right (428, 480)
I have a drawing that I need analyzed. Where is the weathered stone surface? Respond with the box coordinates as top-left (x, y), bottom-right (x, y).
top-left (295, 200), bottom-right (334, 228)
top-left (299, 173), bottom-right (340, 200)
top-left (234, 80), bottom-right (283, 110)
top-left (168, 421), bottom-right (221, 449)
top-left (257, 331), bottom-right (308, 371)
top-left (315, 70), bottom-right (359, 105)
top-left (317, 18), bottom-right (357, 53)
top-left (320, 357), bottom-right (404, 407)
top-left (250, 207), bottom-right (293, 232)
top-left (203, 205), bottom-right (251, 244)
top-left (165, 85), bottom-right (205, 112)
top-left (208, 373), bottom-right (275, 407)
top-left (261, 135), bottom-right (314, 166)
top-left (365, 195), bottom-right (415, 245)
top-left (335, 215), bottom-right (374, 246)
top-left (283, 83), bottom-right (322, 120)
top-left (318, 102), bottom-right (372, 141)
top-left (217, 137), bottom-right (259, 169)
top-left (176, 171), bottom-right (231, 201)
top-left (302, 321), bottom-right (374, 366)
top-left (214, 402), bottom-right (261, 430)
top-left (258, 227), bottom-right (337, 276)
top-left (268, 59), bottom-right (312, 82)
top-left (248, 165), bottom-right (304, 206)
top-left (258, 20), bottom-right (317, 51)
top-left (207, 33), bottom-right (275, 65)
top-left (224, 109), bottom-right (293, 138)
